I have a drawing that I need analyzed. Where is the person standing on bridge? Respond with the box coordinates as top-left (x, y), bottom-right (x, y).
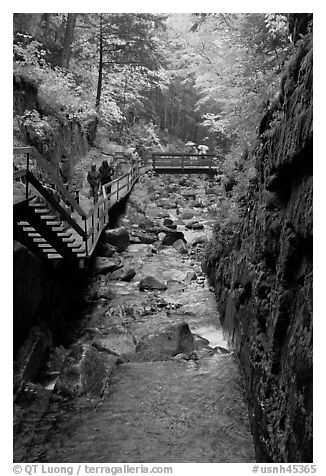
top-left (99, 159), bottom-right (114, 198)
top-left (87, 163), bottom-right (100, 204)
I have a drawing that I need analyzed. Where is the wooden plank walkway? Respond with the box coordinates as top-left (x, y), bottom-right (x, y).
top-left (13, 147), bottom-right (220, 265)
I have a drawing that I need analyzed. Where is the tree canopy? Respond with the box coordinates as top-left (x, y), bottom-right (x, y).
top-left (13, 12), bottom-right (298, 152)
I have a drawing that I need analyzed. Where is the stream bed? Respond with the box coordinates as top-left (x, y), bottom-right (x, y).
top-left (14, 172), bottom-right (255, 463)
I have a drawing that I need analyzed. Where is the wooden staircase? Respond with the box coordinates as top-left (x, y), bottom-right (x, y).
top-left (13, 146), bottom-right (149, 268)
top-left (16, 195), bottom-right (86, 265)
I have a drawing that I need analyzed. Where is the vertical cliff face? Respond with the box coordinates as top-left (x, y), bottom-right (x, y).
top-left (205, 29), bottom-right (312, 462)
top-left (13, 73), bottom-right (97, 181)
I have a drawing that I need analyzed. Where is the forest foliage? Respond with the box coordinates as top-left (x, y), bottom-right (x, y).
top-left (13, 12), bottom-right (294, 152)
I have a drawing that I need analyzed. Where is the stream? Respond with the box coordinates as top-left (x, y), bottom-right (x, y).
top-left (13, 171), bottom-right (255, 463)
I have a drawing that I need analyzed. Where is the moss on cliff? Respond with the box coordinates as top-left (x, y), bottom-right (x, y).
top-left (204, 30), bottom-right (312, 462)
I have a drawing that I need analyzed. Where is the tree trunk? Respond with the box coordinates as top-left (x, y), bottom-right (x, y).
top-left (95, 15), bottom-right (104, 110)
top-left (42, 14), bottom-right (51, 39)
top-left (61, 13), bottom-right (77, 69)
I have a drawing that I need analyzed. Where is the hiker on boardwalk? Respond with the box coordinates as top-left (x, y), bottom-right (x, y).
top-left (87, 163), bottom-right (100, 203)
top-left (99, 159), bottom-right (114, 197)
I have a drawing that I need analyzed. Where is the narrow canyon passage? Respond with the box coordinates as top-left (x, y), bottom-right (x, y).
top-left (14, 172), bottom-right (255, 463)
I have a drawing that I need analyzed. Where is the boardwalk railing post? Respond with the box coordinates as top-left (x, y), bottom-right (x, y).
top-left (84, 218), bottom-right (88, 256)
top-left (182, 155), bottom-right (184, 173)
top-left (26, 152), bottom-right (30, 200)
top-left (152, 154), bottom-right (156, 171)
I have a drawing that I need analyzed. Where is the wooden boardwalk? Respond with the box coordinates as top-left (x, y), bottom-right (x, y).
top-left (13, 148), bottom-right (220, 266)
top-left (13, 147), bottom-right (150, 267)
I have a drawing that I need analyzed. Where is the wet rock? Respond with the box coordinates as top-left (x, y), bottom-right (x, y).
top-left (186, 220), bottom-right (204, 230)
top-left (93, 334), bottom-right (136, 362)
top-left (181, 191), bottom-right (196, 200)
top-left (54, 343), bottom-right (109, 397)
top-left (96, 242), bottom-right (118, 257)
top-left (162, 231), bottom-right (186, 246)
top-left (14, 326), bottom-right (53, 397)
top-left (215, 346), bottom-right (231, 354)
top-left (192, 334), bottom-right (210, 349)
top-left (178, 178), bottom-right (193, 187)
top-left (135, 322), bottom-right (195, 361)
top-left (103, 227), bottom-right (130, 252)
top-left (156, 211), bottom-right (171, 218)
top-left (129, 235), bottom-right (142, 244)
top-left (139, 276), bottom-right (167, 291)
top-left (130, 230), bottom-right (156, 244)
top-left (191, 199), bottom-right (204, 208)
top-left (139, 217), bottom-right (155, 229)
top-left (163, 218), bottom-right (174, 226)
top-left (156, 198), bottom-right (177, 209)
top-left (205, 187), bottom-right (216, 195)
top-left (191, 236), bottom-right (207, 247)
top-left (184, 271), bottom-right (197, 284)
top-left (110, 267), bottom-right (136, 282)
top-left (94, 256), bottom-right (123, 275)
top-left (175, 219), bottom-right (186, 226)
top-left (180, 210), bottom-right (194, 220)
top-left (173, 239), bottom-right (188, 255)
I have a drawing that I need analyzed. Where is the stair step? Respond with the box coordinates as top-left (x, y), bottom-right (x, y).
top-left (48, 221), bottom-right (63, 227)
top-left (32, 237), bottom-right (47, 243)
top-left (34, 208), bottom-right (51, 214)
top-left (18, 221), bottom-right (32, 227)
top-left (71, 246), bottom-right (86, 253)
top-left (62, 237), bottom-right (75, 243)
top-left (30, 201), bottom-right (46, 208)
top-left (67, 242), bottom-right (84, 248)
top-left (22, 228), bottom-right (38, 234)
top-left (47, 254), bottom-right (63, 260)
top-left (40, 215), bottom-right (57, 221)
top-left (38, 243), bottom-right (53, 249)
top-left (57, 231), bottom-right (72, 238)
top-left (42, 248), bottom-right (60, 254)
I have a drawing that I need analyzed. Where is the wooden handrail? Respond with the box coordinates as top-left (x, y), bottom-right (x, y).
top-left (13, 169), bottom-right (27, 180)
top-left (14, 146), bottom-right (87, 218)
top-left (152, 153), bottom-right (216, 158)
top-left (86, 196), bottom-right (106, 219)
top-left (13, 146), bottom-right (34, 154)
top-left (27, 171), bottom-right (86, 238)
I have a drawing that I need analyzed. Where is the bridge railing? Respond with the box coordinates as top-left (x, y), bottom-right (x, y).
top-left (151, 153), bottom-right (218, 172)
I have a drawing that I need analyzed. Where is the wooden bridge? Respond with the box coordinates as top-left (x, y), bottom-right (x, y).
top-left (152, 153), bottom-right (221, 175)
top-left (13, 148), bottom-right (221, 267)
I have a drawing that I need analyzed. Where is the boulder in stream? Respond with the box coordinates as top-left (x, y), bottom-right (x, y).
top-left (139, 217), bottom-right (155, 229)
top-left (162, 231), bottom-right (186, 246)
top-left (96, 242), bottom-right (118, 257)
top-left (180, 210), bottom-right (194, 220)
top-left (103, 227), bottom-right (130, 252)
top-left (131, 230), bottom-right (156, 244)
top-left (94, 256), bottom-right (123, 275)
top-left (173, 239), bottom-right (188, 254)
top-left (135, 322), bottom-right (195, 361)
top-left (110, 267), bottom-right (136, 282)
top-left (186, 220), bottom-right (204, 230)
top-left (139, 276), bottom-right (167, 291)
top-left (54, 343), bottom-right (111, 397)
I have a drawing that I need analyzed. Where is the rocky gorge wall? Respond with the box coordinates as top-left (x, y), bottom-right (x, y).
top-left (13, 241), bottom-right (82, 356)
top-left (205, 31), bottom-right (312, 461)
top-left (13, 72), bottom-right (98, 354)
top-left (13, 73), bottom-right (97, 181)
